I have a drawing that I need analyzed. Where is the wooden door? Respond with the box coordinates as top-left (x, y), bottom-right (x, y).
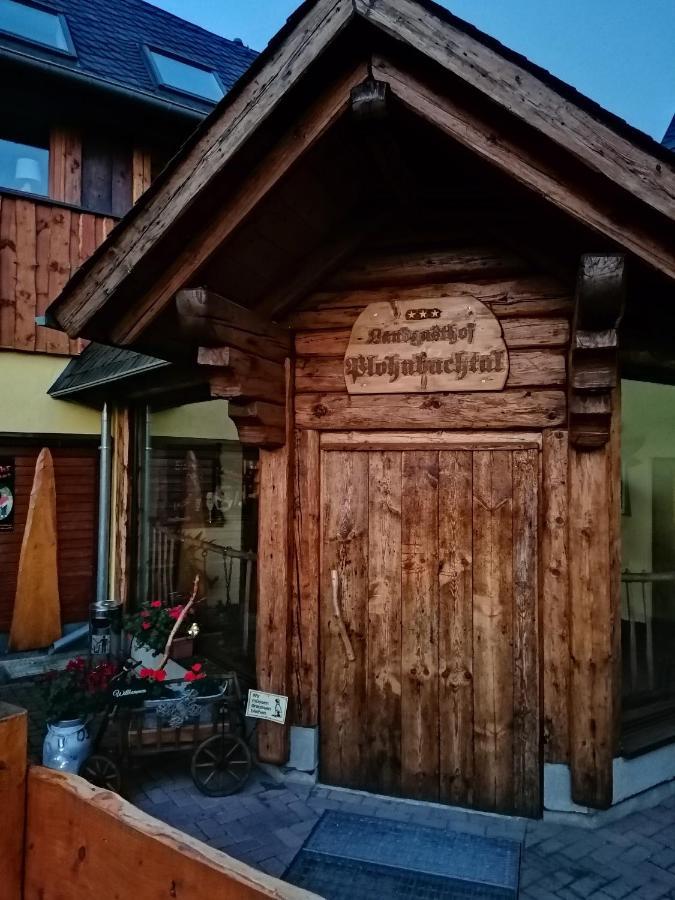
top-left (319, 441), bottom-right (540, 816)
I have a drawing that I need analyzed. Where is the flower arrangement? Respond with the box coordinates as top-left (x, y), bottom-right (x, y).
top-left (42, 657), bottom-right (119, 723)
top-left (124, 599), bottom-right (191, 654)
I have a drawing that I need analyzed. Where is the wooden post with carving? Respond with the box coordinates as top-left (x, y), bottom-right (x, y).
top-left (568, 254), bottom-right (624, 809)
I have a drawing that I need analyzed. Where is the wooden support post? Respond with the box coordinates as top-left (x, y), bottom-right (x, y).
top-left (109, 407), bottom-right (131, 607)
top-left (290, 429), bottom-right (320, 726)
top-left (0, 703), bottom-right (28, 900)
top-left (256, 360), bottom-right (294, 763)
top-left (567, 254), bottom-right (624, 809)
top-left (568, 441), bottom-right (614, 809)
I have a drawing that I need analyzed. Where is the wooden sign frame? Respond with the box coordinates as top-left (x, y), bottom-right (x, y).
top-left (344, 296), bottom-right (509, 394)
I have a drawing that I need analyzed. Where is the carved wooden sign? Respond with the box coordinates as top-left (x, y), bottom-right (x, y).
top-left (344, 296), bottom-right (509, 394)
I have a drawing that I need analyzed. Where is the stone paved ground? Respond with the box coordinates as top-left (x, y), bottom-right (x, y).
top-left (4, 680), bottom-right (675, 898)
top-left (125, 757), bottom-right (675, 898)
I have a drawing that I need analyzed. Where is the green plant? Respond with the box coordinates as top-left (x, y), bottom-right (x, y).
top-left (124, 599), bottom-right (193, 654)
top-left (42, 657), bottom-right (118, 723)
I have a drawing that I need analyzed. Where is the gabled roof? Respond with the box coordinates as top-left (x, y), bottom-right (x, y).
top-left (664, 115), bottom-right (675, 152)
top-left (47, 0), bottom-right (675, 344)
top-left (0, 0), bottom-right (257, 115)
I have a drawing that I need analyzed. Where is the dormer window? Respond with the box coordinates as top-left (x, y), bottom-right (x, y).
top-left (145, 48), bottom-right (224, 103)
top-left (0, 0), bottom-right (74, 55)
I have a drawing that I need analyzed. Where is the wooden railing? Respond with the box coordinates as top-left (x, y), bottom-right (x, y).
top-left (1, 705), bottom-right (319, 900)
top-left (0, 192), bottom-right (117, 355)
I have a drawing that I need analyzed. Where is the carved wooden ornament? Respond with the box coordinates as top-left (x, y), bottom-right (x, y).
top-left (344, 296), bottom-right (509, 394)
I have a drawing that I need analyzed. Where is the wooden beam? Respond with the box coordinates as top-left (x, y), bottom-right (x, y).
top-left (0, 703), bottom-right (27, 900)
top-left (97, 56), bottom-right (368, 344)
top-left (257, 361), bottom-right (294, 763)
top-left (371, 57), bottom-right (675, 280)
top-left (296, 389), bottom-right (565, 430)
top-left (358, 0), bottom-right (675, 222)
top-left (569, 255), bottom-right (625, 448)
top-left (203, 347), bottom-right (286, 406)
top-left (228, 401), bottom-right (286, 448)
top-left (177, 288), bottom-right (291, 361)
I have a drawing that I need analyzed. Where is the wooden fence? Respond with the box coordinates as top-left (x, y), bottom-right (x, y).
top-left (0, 705), bottom-right (319, 900)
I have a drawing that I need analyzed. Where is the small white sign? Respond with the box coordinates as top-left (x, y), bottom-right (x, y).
top-left (246, 689), bottom-right (288, 724)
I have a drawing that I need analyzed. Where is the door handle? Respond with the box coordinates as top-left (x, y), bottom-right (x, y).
top-left (331, 569), bottom-right (356, 662)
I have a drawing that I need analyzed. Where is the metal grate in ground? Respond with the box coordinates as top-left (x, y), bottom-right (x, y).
top-left (284, 811), bottom-right (520, 899)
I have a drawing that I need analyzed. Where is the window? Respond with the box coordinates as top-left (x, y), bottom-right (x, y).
top-left (133, 400), bottom-right (258, 675)
top-left (621, 379), bottom-right (675, 753)
top-left (145, 48), bottom-right (224, 103)
top-left (0, 135), bottom-right (48, 196)
top-left (0, 0), bottom-right (74, 54)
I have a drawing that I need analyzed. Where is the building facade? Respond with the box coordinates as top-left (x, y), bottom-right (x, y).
top-left (0, 0), bottom-right (255, 650)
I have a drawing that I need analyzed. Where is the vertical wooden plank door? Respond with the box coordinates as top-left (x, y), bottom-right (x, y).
top-left (319, 443), bottom-right (541, 816)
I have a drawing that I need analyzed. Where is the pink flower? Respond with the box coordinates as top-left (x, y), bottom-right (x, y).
top-left (140, 610), bottom-right (150, 618)
top-left (168, 605), bottom-right (184, 620)
top-left (150, 601), bottom-right (162, 609)
top-left (184, 671), bottom-right (205, 682)
top-left (142, 622), bottom-right (151, 630)
top-left (191, 663), bottom-right (202, 673)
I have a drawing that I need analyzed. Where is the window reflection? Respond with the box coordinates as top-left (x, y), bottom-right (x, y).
top-left (137, 401), bottom-right (258, 679)
top-left (622, 379), bottom-right (675, 747)
top-left (0, 136), bottom-right (48, 196)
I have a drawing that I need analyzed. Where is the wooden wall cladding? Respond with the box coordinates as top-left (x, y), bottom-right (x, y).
top-left (0, 195), bottom-right (115, 355)
top-left (0, 445), bottom-right (98, 632)
top-left (288, 253), bottom-right (571, 431)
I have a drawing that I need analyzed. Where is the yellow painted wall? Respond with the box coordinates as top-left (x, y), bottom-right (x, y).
top-left (0, 354), bottom-right (238, 442)
top-left (0, 352), bottom-right (100, 435)
top-left (153, 399), bottom-right (238, 441)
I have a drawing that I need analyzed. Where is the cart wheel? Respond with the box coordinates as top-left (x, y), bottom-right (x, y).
top-left (80, 754), bottom-right (122, 793)
top-left (191, 734), bottom-right (252, 796)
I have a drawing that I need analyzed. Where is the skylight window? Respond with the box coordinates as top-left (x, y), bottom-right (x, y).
top-left (0, 0), bottom-right (74, 54)
top-left (146, 48), bottom-right (224, 103)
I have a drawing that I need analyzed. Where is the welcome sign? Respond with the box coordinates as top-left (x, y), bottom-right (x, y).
top-left (344, 296), bottom-right (509, 394)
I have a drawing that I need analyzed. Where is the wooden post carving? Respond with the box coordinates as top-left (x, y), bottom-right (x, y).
top-left (568, 254), bottom-right (625, 448)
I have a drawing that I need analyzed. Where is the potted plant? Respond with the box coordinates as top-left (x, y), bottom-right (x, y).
top-left (41, 657), bottom-right (118, 773)
top-left (124, 576), bottom-right (201, 663)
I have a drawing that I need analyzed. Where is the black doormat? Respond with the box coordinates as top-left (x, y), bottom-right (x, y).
top-left (284, 811), bottom-right (521, 900)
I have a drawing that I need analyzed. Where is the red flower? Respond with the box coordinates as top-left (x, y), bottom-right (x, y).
top-left (184, 671), bottom-right (205, 682)
top-left (153, 669), bottom-right (167, 682)
top-left (140, 610), bottom-right (150, 618)
top-left (191, 663), bottom-right (202, 673)
top-left (142, 622), bottom-right (151, 630)
top-left (168, 605), bottom-right (184, 620)
top-left (150, 600), bottom-right (162, 609)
